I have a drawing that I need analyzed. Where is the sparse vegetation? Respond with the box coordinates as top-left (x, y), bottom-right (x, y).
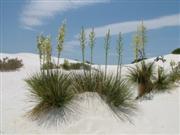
top-left (171, 48), bottom-right (180, 54)
top-left (0, 57), bottom-right (23, 71)
top-left (27, 19), bottom-right (179, 125)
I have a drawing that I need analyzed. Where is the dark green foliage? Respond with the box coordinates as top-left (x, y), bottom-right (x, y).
top-left (72, 70), bottom-right (104, 93)
top-left (153, 67), bottom-right (171, 91)
top-left (171, 48), bottom-right (180, 54)
top-left (0, 57), bottom-right (23, 71)
top-left (25, 71), bottom-right (76, 123)
top-left (127, 61), bottom-right (154, 85)
top-left (127, 61), bottom-right (154, 97)
top-left (169, 62), bottom-right (180, 82)
top-left (102, 78), bottom-right (136, 120)
top-left (61, 59), bottom-right (70, 70)
top-left (41, 62), bottom-right (58, 70)
top-left (61, 62), bottom-right (90, 70)
top-left (72, 70), bottom-right (136, 120)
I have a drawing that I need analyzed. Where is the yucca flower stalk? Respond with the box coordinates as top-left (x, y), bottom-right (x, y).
top-left (57, 20), bottom-right (66, 67)
top-left (46, 36), bottom-right (52, 65)
top-left (37, 34), bottom-right (45, 70)
top-left (104, 29), bottom-right (111, 78)
top-left (79, 27), bottom-right (86, 73)
top-left (133, 32), bottom-right (140, 62)
top-left (116, 32), bottom-right (123, 80)
top-left (89, 28), bottom-right (95, 73)
top-left (139, 21), bottom-right (147, 58)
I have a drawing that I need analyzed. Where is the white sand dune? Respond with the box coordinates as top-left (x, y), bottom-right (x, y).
top-left (0, 53), bottom-right (180, 135)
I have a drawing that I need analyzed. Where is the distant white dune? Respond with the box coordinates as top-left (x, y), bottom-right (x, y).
top-left (0, 53), bottom-right (180, 134)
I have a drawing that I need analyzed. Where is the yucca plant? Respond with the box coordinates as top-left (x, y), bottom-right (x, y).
top-left (72, 70), bottom-right (136, 120)
top-left (25, 70), bottom-right (77, 125)
top-left (102, 78), bottom-right (136, 120)
top-left (72, 70), bottom-right (104, 93)
top-left (153, 66), bottom-right (172, 91)
top-left (127, 61), bottom-right (154, 98)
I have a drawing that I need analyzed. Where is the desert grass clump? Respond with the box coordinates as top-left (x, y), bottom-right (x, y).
top-left (102, 77), bottom-right (136, 120)
top-left (169, 61), bottom-right (180, 82)
top-left (72, 70), bottom-right (136, 120)
top-left (127, 61), bottom-right (154, 98)
top-left (0, 57), bottom-right (23, 71)
top-left (72, 70), bottom-right (104, 93)
top-left (61, 60), bottom-right (91, 71)
top-left (153, 66), bottom-right (172, 91)
top-left (25, 70), bottom-right (76, 124)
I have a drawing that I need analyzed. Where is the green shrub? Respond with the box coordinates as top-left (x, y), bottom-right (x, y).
top-left (102, 78), bottom-right (136, 120)
top-left (127, 61), bottom-right (154, 98)
top-left (0, 57), bottom-right (23, 71)
top-left (25, 71), bottom-right (76, 124)
top-left (171, 48), bottom-right (180, 54)
top-left (169, 61), bottom-right (180, 82)
top-left (61, 59), bottom-right (70, 70)
top-left (72, 70), bottom-right (136, 120)
top-left (61, 61), bottom-right (90, 70)
top-left (41, 62), bottom-right (58, 70)
top-left (72, 70), bottom-right (104, 93)
top-left (153, 67), bottom-right (172, 91)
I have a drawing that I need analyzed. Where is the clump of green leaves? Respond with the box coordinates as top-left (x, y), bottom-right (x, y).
top-left (171, 48), bottom-right (180, 54)
top-left (153, 66), bottom-right (172, 91)
top-left (72, 70), bottom-right (136, 120)
top-left (169, 61), bottom-right (180, 82)
top-left (25, 70), bottom-right (77, 125)
top-left (127, 61), bottom-right (154, 98)
top-left (0, 57), bottom-right (23, 71)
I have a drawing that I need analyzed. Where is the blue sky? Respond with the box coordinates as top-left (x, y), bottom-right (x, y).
top-left (1, 0), bottom-right (180, 64)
